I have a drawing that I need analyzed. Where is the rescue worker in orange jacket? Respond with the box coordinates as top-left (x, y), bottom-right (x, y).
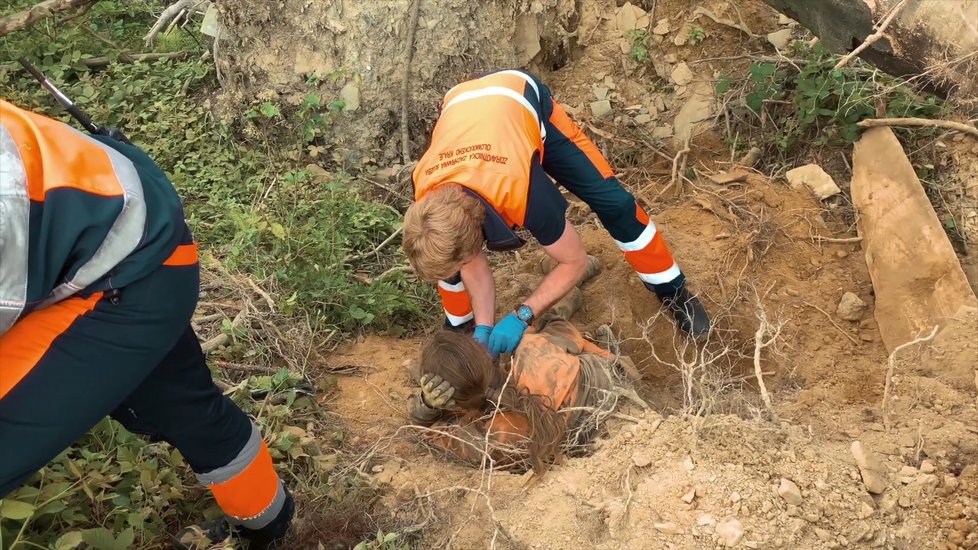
top-left (0, 99), bottom-right (292, 549)
top-left (403, 70), bottom-right (710, 356)
top-left (408, 305), bottom-right (638, 472)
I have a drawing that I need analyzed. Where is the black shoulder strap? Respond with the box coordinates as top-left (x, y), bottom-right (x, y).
top-left (461, 189), bottom-right (526, 252)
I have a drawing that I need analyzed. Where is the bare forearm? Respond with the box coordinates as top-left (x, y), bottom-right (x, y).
top-left (460, 251), bottom-right (496, 326)
top-left (523, 259), bottom-right (585, 314)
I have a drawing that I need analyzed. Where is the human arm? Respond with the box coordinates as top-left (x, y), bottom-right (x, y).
top-left (523, 221), bottom-right (588, 315)
top-left (459, 250), bottom-right (496, 327)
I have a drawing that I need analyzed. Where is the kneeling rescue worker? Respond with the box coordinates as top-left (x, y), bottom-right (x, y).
top-left (0, 99), bottom-right (293, 549)
top-left (403, 69), bottom-right (710, 356)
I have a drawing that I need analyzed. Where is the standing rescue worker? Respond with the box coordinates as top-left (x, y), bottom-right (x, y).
top-left (0, 99), bottom-right (293, 549)
top-left (403, 69), bottom-right (710, 356)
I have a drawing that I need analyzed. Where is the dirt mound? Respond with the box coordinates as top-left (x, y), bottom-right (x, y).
top-left (217, 0), bottom-right (580, 164)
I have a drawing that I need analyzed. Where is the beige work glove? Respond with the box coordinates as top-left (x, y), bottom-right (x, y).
top-left (420, 374), bottom-right (457, 409)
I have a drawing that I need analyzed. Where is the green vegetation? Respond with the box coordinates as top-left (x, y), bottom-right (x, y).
top-left (0, 1), bottom-right (429, 547)
top-left (624, 29), bottom-right (650, 63)
top-left (730, 43), bottom-right (942, 154)
top-left (687, 24), bottom-right (706, 46)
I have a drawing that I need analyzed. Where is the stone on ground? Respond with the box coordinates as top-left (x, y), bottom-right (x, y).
top-left (837, 292), bottom-right (868, 321)
top-left (716, 517), bottom-right (745, 547)
top-left (778, 478), bottom-right (803, 505)
top-left (590, 100), bottom-right (612, 118)
top-left (767, 28), bottom-right (792, 49)
top-left (786, 163), bottom-right (841, 199)
top-left (671, 62), bottom-right (694, 86)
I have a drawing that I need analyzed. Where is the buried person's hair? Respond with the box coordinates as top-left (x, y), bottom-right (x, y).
top-left (419, 330), bottom-right (567, 473)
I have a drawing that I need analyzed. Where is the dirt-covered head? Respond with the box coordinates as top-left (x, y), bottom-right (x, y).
top-left (418, 330), bottom-right (567, 473)
top-left (402, 185), bottom-right (485, 282)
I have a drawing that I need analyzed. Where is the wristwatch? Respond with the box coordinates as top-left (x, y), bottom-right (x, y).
top-left (515, 303), bottom-right (534, 325)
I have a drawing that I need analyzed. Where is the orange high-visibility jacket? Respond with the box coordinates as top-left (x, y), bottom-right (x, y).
top-left (413, 70), bottom-right (548, 229)
top-left (0, 99), bottom-right (185, 335)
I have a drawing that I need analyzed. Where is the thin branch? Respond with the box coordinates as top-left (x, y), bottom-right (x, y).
top-left (144, 0), bottom-right (208, 46)
top-left (813, 235), bottom-right (863, 244)
top-left (856, 117), bottom-right (978, 138)
top-left (753, 305), bottom-right (782, 422)
top-left (343, 226), bottom-right (403, 264)
top-left (803, 302), bottom-right (861, 346)
top-left (836, 0), bottom-right (911, 69)
top-left (400, 0), bottom-right (421, 164)
top-left (882, 325), bottom-right (939, 431)
top-left (0, 0), bottom-right (100, 37)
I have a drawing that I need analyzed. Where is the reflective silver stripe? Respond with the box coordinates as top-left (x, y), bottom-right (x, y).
top-left (437, 279), bottom-right (465, 293)
top-left (195, 423), bottom-right (263, 486)
top-left (445, 310), bottom-right (474, 326)
top-left (443, 87), bottom-right (547, 142)
top-left (233, 480), bottom-right (285, 529)
top-left (38, 127), bottom-right (146, 309)
top-left (0, 125), bottom-right (30, 336)
top-left (494, 70), bottom-right (541, 102)
top-left (636, 263), bottom-right (682, 285)
top-left (614, 220), bottom-right (657, 252)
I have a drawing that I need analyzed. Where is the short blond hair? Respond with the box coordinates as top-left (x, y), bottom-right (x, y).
top-left (403, 185), bottom-right (485, 281)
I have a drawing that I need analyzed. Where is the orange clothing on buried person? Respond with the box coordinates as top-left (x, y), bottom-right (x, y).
top-left (410, 320), bottom-right (617, 468)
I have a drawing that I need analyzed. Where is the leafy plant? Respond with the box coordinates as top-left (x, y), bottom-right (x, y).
top-left (624, 29), bottom-right (650, 63)
top-left (687, 24), bottom-right (706, 45)
top-left (741, 44), bottom-right (943, 153)
top-left (354, 530), bottom-right (410, 550)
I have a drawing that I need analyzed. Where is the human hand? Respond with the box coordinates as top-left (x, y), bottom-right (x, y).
top-left (420, 374), bottom-right (457, 409)
top-left (487, 312), bottom-right (528, 356)
top-left (473, 324), bottom-right (492, 350)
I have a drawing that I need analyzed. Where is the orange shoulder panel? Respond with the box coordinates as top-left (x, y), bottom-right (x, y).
top-left (0, 100), bottom-right (123, 202)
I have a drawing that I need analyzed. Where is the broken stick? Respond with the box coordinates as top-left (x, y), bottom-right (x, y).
top-left (0, 0), bottom-right (100, 37)
top-left (882, 325), bottom-right (939, 431)
top-left (857, 117), bottom-right (978, 139)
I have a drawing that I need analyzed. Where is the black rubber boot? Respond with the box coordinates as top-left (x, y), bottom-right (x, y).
top-left (660, 286), bottom-right (711, 339)
top-left (239, 484), bottom-right (296, 550)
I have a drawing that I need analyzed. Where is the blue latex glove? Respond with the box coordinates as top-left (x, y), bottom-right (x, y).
top-left (473, 324), bottom-right (492, 350)
top-left (488, 312), bottom-right (527, 356)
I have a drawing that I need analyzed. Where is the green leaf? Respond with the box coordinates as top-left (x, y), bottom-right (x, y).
top-left (746, 92), bottom-right (765, 114)
top-left (748, 62), bottom-right (776, 82)
top-left (715, 75), bottom-right (732, 95)
top-left (270, 222), bottom-right (287, 239)
top-left (116, 527), bottom-right (135, 548)
top-left (54, 531), bottom-right (84, 550)
top-left (0, 499), bottom-right (36, 520)
top-left (81, 527), bottom-right (118, 550)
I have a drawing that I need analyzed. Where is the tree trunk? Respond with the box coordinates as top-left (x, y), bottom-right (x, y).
top-left (0, 0), bottom-right (100, 37)
top-left (760, 0), bottom-right (978, 102)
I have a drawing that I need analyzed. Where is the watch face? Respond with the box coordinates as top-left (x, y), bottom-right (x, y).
top-left (517, 304), bottom-right (533, 322)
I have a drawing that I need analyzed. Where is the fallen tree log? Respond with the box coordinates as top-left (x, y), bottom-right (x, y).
top-left (79, 51), bottom-right (191, 68)
top-left (759, 0), bottom-right (978, 102)
top-left (0, 0), bottom-right (101, 37)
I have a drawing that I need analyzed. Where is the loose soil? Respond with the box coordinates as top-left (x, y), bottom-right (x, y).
top-left (222, 0), bottom-right (978, 547)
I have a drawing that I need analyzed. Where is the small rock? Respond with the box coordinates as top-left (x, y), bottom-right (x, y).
top-left (682, 456), bottom-right (696, 471)
top-left (786, 163), bottom-right (841, 199)
top-left (851, 441), bottom-right (888, 494)
top-left (671, 62), bottom-right (694, 86)
top-left (652, 18), bottom-right (670, 35)
top-left (697, 513), bottom-right (717, 527)
top-left (632, 451), bottom-right (654, 468)
top-left (860, 331), bottom-right (876, 342)
top-left (778, 14), bottom-right (797, 25)
top-left (837, 292), bottom-right (868, 321)
top-left (664, 53), bottom-right (678, 64)
top-left (778, 478), bottom-right (803, 505)
top-left (899, 465), bottom-right (919, 476)
top-left (590, 100), bottom-right (613, 118)
top-left (593, 86), bottom-right (610, 100)
top-left (836, 250), bottom-right (849, 259)
top-left (716, 517), bottom-right (745, 547)
top-left (916, 473), bottom-right (940, 491)
top-left (920, 460), bottom-right (936, 474)
top-left (761, 500), bottom-right (773, 514)
top-left (861, 469), bottom-right (888, 495)
top-left (730, 491), bottom-right (742, 503)
top-left (898, 496), bottom-right (911, 508)
top-left (654, 522), bottom-right (682, 535)
top-left (652, 125), bottom-right (673, 139)
top-left (815, 528), bottom-right (832, 541)
top-left (634, 113), bottom-right (653, 124)
top-left (339, 81), bottom-right (360, 111)
top-left (767, 29), bottom-right (792, 49)
top-left (682, 489), bottom-right (697, 504)
top-left (673, 24), bottom-right (691, 46)
top-left (858, 501), bottom-right (875, 519)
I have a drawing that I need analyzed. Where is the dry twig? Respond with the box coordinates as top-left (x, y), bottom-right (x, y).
top-left (803, 301), bottom-right (861, 346)
top-left (752, 303), bottom-right (783, 422)
top-left (882, 325), bottom-right (939, 431)
top-left (0, 0), bottom-right (100, 37)
top-left (835, 0), bottom-right (911, 69)
top-left (400, 0), bottom-right (421, 163)
top-left (144, 0), bottom-right (208, 46)
top-left (856, 117), bottom-right (978, 138)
